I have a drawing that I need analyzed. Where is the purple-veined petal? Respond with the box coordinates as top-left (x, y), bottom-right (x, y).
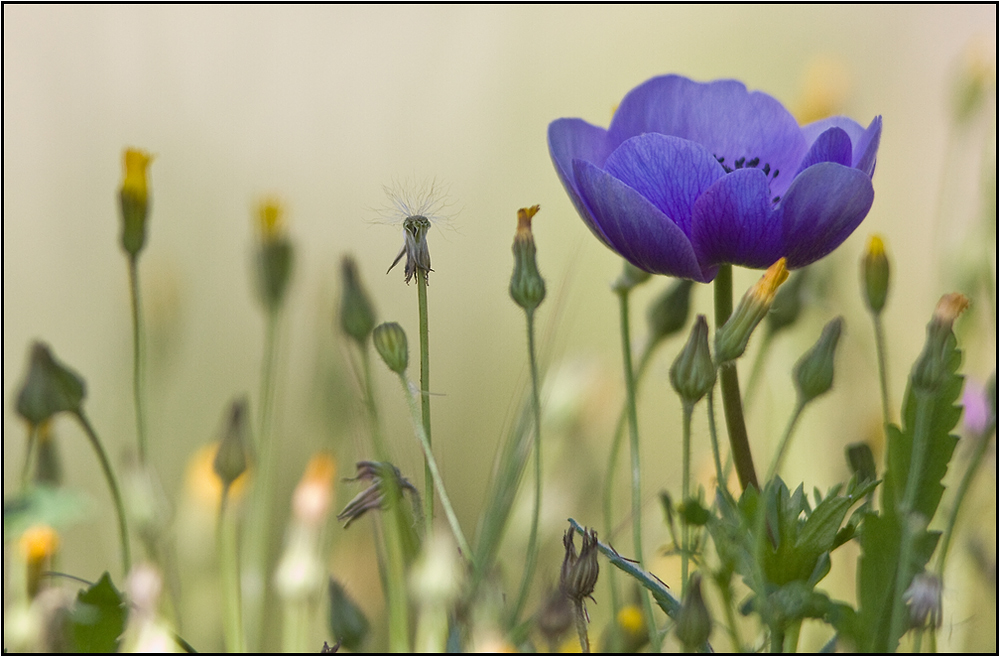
top-left (573, 159), bottom-right (713, 281)
top-left (779, 162), bottom-right (875, 268)
top-left (607, 75), bottom-right (806, 191)
top-left (795, 127), bottom-right (853, 176)
top-left (603, 133), bottom-right (725, 237)
top-left (801, 115), bottom-right (882, 176)
top-left (548, 118), bottom-right (615, 247)
top-left (690, 169), bottom-right (784, 269)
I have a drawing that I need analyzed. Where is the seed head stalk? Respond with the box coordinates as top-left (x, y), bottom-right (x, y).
top-left (417, 272), bottom-right (434, 536)
top-left (128, 257), bottom-right (149, 463)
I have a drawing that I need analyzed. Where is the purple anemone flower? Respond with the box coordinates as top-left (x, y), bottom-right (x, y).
top-left (549, 75), bottom-right (882, 283)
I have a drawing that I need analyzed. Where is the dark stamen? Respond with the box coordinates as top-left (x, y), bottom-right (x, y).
top-left (747, 157), bottom-right (760, 168)
top-left (772, 196), bottom-right (781, 203)
top-left (772, 169), bottom-right (779, 179)
top-left (762, 164), bottom-right (770, 175)
top-left (735, 157), bottom-right (746, 169)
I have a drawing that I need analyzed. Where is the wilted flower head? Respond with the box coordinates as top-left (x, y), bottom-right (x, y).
top-left (381, 179), bottom-right (451, 284)
top-left (336, 461), bottom-right (418, 528)
top-left (549, 75), bottom-right (881, 282)
top-left (904, 572), bottom-right (943, 629)
top-left (560, 525), bottom-right (599, 606)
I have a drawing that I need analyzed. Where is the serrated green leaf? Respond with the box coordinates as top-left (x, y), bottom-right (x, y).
top-left (851, 328), bottom-right (964, 652)
top-left (69, 572), bottom-right (127, 653)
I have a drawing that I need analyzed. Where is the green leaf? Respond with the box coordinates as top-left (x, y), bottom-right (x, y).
top-left (850, 330), bottom-right (963, 652)
top-left (69, 572), bottom-right (127, 653)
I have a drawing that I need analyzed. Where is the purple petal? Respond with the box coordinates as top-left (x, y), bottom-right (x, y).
top-left (779, 162), bottom-right (875, 268)
top-left (603, 134), bottom-right (725, 236)
top-left (607, 75), bottom-right (806, 193)
top-left (548, 118), bottom-right (615, 247)
top-left (795, 127), bottom-right (853, 176)
top-left (690, 169), bottom-right (784, 269)
top-left (573, 159), bottom-right (714, 281)
top-left (801, 115), bottom-right (882, 176)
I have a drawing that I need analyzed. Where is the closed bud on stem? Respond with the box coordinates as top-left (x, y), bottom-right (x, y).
top-left (670, 315), bottom-right (716, 406)
top-left (254, 198), bottom-right (294, 314)
top-left (767, 268), bottom-right (808, 334)
top-left (647, 279), bottom-right (694, 345)
top-left (861, 234), bottom-right (890, 316)
top-left (213, 398), bottom-right (251, 495)
top-left (373, 322), bottom-right (409, 374)
top-left (674, 572), bottom-right (711, 651)
top-left (912, 293), bottom-right (969, 394)
top-left (509, 205), bottom-right (547, 312)
top-left (339, 256), bottom-right (377, 345)
top-left (119, 148), bottom-right (152, 258)
top-left (716, 259), bottom-right (788, 364)
top-left (16, 343), bottom-right (86, 426)
top-left (794, 316), bottom-right (844, 404)
top-left (612, 260), bottom-right (651, 294)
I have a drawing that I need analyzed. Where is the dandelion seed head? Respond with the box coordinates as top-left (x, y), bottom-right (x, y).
top-left (373, 177), bottom-right (456, 232)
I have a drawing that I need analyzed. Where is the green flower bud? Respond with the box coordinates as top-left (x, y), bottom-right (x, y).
top-left (912, 293), bottom-right (969, 394)
top-left (16, 343), bottom-right (86, 425)
top-left (559, 524), bottom-right (599, 604)
top-left (716, 259), bottom-right (789, 364)
top-left (119, 148), bottom-right (152, 258)
top-left (328, 578), bottom-right (370, 652)
top-left (767, 268), bottom-right (808, 334)
top-left (254, 199), bottom-right (294, 313)
top-left (861, 235), bottom-right (890, 316)
top-left (646, 279), bottom-right (694, 345)
top-left (373, 322), bottom-right (409, 374)
top-left (670, 315), bottom-right (716, 406)
top-left (612, 260), bottom-right (651, 294)
top-left (845, 442), bottom-right (877, 484)
top-left (674, 573), bottom-right (712, 651)
top-left (213, 398), bottom-right (251, 493)
top-left (509, 205), bottom-right (547, 313)
top-left (794, 316), bottom-right (843, 404)
top-left (339, 256), bottom-right (377, 345)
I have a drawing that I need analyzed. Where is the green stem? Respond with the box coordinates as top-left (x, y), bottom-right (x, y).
top-left (681, 402), bottom-right (693, 601)
top-left (616, 289), bottom-right (659, 651)
top-left (770, 623), bottom-right (785, 653)
top-left (358, 345), bottom-right (409, 653)
top-left (128, 258), bottom-right (149, 463)
top-left (935, 430), bottom-right (994, 576)
top-left (417, 273), bottom-right (434, 535)
top-left (73, 411), bottom-right (131, 574)
top-left (281, 598), bottom-right (310, 654)
top-left (396, 374), bottom-right (473, 564)
top-left (873, 314), bottom-right (892, 428)
top-left (766, 400), bottom-right (807, 482)
top-left (218, 490), bottom-right (246, 653)
top-left (743, 329), bottom-right (774, 412)
top-left (716, 575), bottom-right (744, 652)
top-left (783, 619), bottom-right (802, 653)
top-left (509, 309), bottom-right (543, 626)
top-left (888, 390), bottom-right (936, 649)
top-left (714, 265), bottom-right (760, 491)
top-left (244, 308), bottom-right (281, 649)
top-left (21, 423), bottom-right (38, 490)
top-left (706, 388), bottom-right (732, 505)
top-left (602, 342), bottom-right (654, 651)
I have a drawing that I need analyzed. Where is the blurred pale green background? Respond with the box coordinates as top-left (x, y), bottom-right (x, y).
top-left (4, 5), bottom-right (996, 652)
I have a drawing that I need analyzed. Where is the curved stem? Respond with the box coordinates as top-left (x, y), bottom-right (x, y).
top-left (714, 265), bottom-right (759, 491)
top-left (74, 410), bottom-right (131, 574)
top-left (417, 273), bottom-right (434, 534)
top-left (128, 257), bottom-right (148, 463)
top-left (396, 374), bottom-right (473, 564)
top-left (510, 309), bottom-right (543, 625)
top-left (872, 315), bottom-right (892, 428)
top-left (616, 289), bottom-right (659, 651)
top-left (766, 399), bottom-right (807, 482)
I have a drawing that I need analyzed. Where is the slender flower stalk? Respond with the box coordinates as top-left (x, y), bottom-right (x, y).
top-left (615, 288), bottom-right (659, 650)
top-left (218, 489), bottom-right (245, 653)
top-left (128, 259), bottom-right (148, 462)
top-left (74, 410), bottom-right (132, 574)
top-left (935, 428), bottom-right (994, 578)
top-left (767, 400), bottom-right (806, 482)
top-left (417, 271), bottom-right (434, 534)
top-left (20, 423), bottom-right (38, 490)
top-left (508, 205), bottom-right (547, 626)
top-left (862, 235), bottom-right (893, 427)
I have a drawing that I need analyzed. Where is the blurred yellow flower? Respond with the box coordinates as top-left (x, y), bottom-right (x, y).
top-left (292, 452), bottom-right (337, 525)
top-left (121, 148), bottom-right (152, 204)
top-left (256, 197), bottom-right (285, 243)
top-left (794, 56), bottom-right (851, 124)
top-left (185, 443), bottom-right (249, 510)
top-left (20, 524), bottom-right (59, 563)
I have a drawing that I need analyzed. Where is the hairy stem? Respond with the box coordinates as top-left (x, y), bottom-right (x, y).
top-left (714, 265), bottom-right (759, 490)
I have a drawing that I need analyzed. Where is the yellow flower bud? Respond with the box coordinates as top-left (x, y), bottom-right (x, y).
top-left (119, 148), bottom-right (153, 257)
top-left (716, 259), bottom-right (788, 363)
top-left (256, 197), bottom-right (285, 244)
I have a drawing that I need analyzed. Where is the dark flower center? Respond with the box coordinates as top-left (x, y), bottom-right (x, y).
top-left (715, 154), bottom-right (782, 203)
